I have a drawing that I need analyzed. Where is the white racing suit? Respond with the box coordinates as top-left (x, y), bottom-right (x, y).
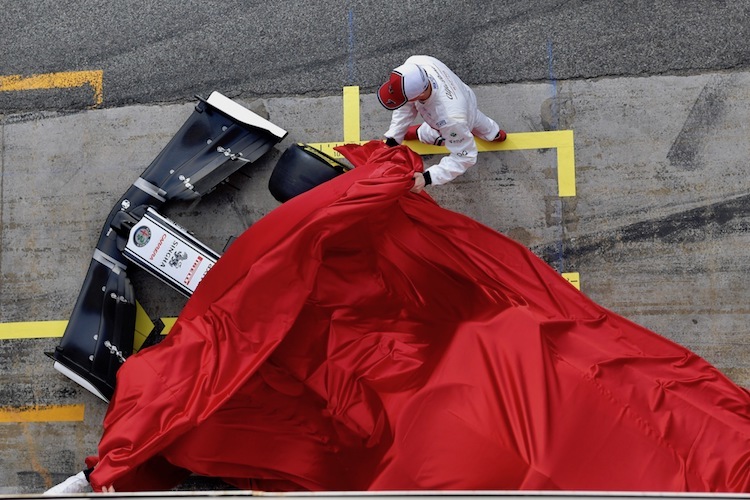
top-left (384, 55), bottom-right (502, 186)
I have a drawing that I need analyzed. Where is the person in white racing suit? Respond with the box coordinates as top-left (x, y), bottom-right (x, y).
top-left (377, 55), bottom-right (507, 193)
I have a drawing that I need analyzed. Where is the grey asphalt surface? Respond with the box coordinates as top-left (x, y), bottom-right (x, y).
top-left (2, 1), bottom-right (750, 111)
top-left (3, 0), bottom-right (750, 495)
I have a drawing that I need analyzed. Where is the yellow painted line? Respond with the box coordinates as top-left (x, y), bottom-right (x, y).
top-left (0, 404), bottom-right (85, 423)
top-left (0, 312), bottom-right (174, 341)
top-left (309, 90), bottom-right (576, 197)
top-left (1, 87), bottom-right (578, 338)
top-left (342, 86), bottom-right (360, 143)
top-left (310, 132), bottom-right (576, 197)
top-left (0, 301), bottom-right (153, 341)
top-left (311, 87), bottom-right (579, 281)
top-left (554, 131), bottom-right (576, 197)
top-left (0, 320), bottom-right (67, 339)
top-left (306, 141), bottom-right (358, 158)
top-left (0, 70), bottom-right (103, 107)
top-left (562, 272), bottom-right (581, 290)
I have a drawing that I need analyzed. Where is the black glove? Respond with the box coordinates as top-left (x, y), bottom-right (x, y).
top-left (385, 137), bottom-right (399, 147)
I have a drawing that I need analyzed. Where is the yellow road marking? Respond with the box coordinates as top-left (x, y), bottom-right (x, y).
top-left (562, 272), bottom-right (581, 290)
top-left (342, 86), bottom-right (360, 143)
top-left (0, 404), bottom-right (85, 423)
top-left (0, 320), bottom-right (68, 339)
top-left (0, 86), bottom-right (579, 340)
top-left (311, 87), bottom-right (580, 284)
top-left (0, 70), bottom-right (103, 107)
top-left (0, 271), bottom-right (576, 339)
top-left (308, 87), bottom-right (576, 197)
top-left (0, 301), bottom-right (157, 341)
top-left (0, 316), bottom-right (177, 340)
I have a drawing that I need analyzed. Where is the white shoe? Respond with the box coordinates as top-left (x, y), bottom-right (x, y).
top-left (43, 471), bottom-right (92, 495)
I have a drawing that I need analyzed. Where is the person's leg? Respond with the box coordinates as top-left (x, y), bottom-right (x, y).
top-left (471, 111), bottom-right (505, 142)
top-left (414, 123), bottom-right (445, 146)
top-left (404, 124), bottom-right (420, 141)
top-left (43, 469), bottom-right (93, 495)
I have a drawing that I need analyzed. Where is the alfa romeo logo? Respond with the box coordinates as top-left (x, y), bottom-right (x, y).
top-left (133, 226), bottom-right (151, 247)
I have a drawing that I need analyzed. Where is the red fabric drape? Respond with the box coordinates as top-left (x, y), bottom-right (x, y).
top-left (88, 141), bottom-right (750, 492)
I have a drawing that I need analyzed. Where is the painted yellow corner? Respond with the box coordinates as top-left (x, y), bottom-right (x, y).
top-left (0, 70), bottom-right (104, 108)
top-left (308, 88), bottom-right (576, 197)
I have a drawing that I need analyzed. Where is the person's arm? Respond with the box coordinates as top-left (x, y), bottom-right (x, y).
top-left (384, 104), bottom-right (419, 144)
top-left (424, 122), bottom-right (477, 185)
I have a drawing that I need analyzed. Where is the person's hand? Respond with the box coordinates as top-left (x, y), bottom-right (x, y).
top-left (384, 137), bottom-right (398, 147)
top-left (411, 172), bottom-right (426, 193)
top-left (102, 485), bottom-right (115, 493)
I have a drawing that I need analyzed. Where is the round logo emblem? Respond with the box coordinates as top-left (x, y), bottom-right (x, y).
top-left (133, 226), bottom-right (152, 247)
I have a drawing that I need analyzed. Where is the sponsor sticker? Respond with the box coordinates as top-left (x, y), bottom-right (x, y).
top-left (184, 256), bottom-right (204, 286)
top-left (126, 216), bottom-right (217, 294)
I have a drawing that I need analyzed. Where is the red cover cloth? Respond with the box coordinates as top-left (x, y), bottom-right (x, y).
top-left (88, 141), bottom-right (750, 492)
